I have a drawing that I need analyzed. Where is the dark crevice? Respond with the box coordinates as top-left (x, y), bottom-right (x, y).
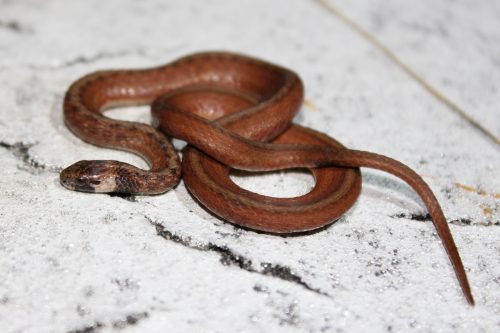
top-left (67, 312), bottom-right (148, 333)
top-left (0, 20), bottom-right (31, 33)
top-left (59, 50), bottom-right (142, 67)
top-left (260, 263), bottom-right (328, 296)
top-left (146, 215), bottom-right (329, 297)
top-left (67, 322), bottom-right (103, 333)
top-left (449, 218), bottom-right (472, 226)
top-left (391, 213), bottom-right (499, 226)
top-left (448, 218), bottom-right (499, 227)
top-left (0, 141), bottom-right (62, 173)
top-left (111, 312), bottom-right (149, 329)
top-left (392, 213), bottom-right (431, 221)
top-left (27, 50), bottom-right (146, 70)
top-left (20, 43), bottom-right (186, 71)
top-left (206, 243), bottom-right (254, 270)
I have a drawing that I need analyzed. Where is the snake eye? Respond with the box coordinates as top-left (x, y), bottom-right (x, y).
top-left (90, 180), bottom-right (101, 186)
top-left (75, 178), bottom-right (86, 187)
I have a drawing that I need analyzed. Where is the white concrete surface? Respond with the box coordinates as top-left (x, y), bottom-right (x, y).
top-left (0, 0), bottom-right (499, 332)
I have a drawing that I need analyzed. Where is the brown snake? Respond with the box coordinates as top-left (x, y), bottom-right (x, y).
top-left (60, 51), bottom-right (474, 305)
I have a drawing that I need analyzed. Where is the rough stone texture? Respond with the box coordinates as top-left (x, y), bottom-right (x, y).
top-left (0, 0), bottom-right (499, 332)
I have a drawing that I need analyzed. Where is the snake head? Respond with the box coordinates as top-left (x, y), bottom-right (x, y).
top-left (60, 160), bottom-right (120, 193)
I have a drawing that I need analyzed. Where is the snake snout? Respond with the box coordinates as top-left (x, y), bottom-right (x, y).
top-left (59, 160), bottom-right (118, 193)
top-left (60, 162), bottom-right (95, 192)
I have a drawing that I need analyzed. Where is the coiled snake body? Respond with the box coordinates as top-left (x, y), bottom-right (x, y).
top-left (60, 52), bottom-right (474, 305)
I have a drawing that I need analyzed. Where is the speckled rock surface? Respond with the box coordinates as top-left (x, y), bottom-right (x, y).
top-left (0, 1), bottom-right (499, 332)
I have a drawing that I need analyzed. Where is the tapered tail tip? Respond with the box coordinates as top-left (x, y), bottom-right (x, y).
top-left (465, 292), bottom-right (475, 306)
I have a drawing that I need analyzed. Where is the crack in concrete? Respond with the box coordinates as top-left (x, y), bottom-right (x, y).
top-left (67, 322), bottom-right (103, 333)
top-left (0, 20), bottom-right (31, 33)
top-left (58, 50), bottom-right (144, 68)
top-left (22, 42), bottom-right (189, 71)
top-left (145, 215), bottom-right (329, 297)
top-left (391, 213), bottom-right (499, 227)
top-left (258, 263), bottom-right (325, 294)
top-left (111, 312), bottom-right (149, 329)
top-left (27, 46), bottom-right (176, 70)
top-left (67, 312), bottom-right (148, 333)
top-left (0, 141), bottom-right (62, 173)
top-left (24, 50), bottom-right (147, 71)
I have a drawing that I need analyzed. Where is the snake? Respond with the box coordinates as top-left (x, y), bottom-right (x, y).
top-left (60, 51), bottom-right (474, 305)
